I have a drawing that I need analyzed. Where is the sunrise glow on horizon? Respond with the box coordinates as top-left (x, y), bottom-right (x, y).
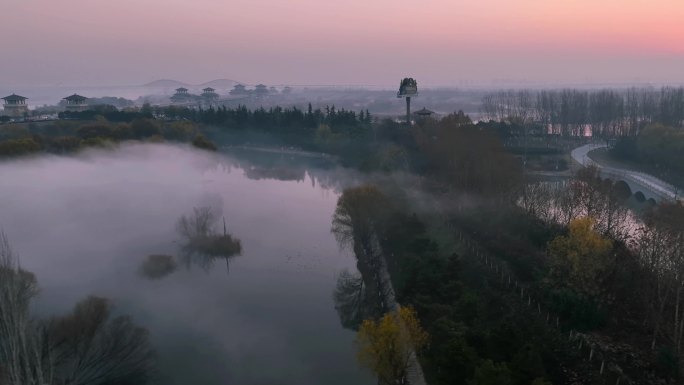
top-left (2, 0), bottom-right (683, 86)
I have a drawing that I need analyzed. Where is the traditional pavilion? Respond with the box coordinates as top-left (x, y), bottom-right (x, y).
top-left (170, 87), bottom-right (192, 103)
top-left (230, 84), bottom-right (248, 96)
top-left (414, 107), bottom-right (435, 120)
top-left (254, 84), bottom-right (269, 98)
top-left (63, 94), bottom-right (88, 112)
top-left (1, 94), bottom-right (29, 117)
top-left (202, 87), bottom-right (219, 100)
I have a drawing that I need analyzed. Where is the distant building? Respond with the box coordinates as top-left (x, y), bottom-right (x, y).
top-left (1, 94), bottom-right (29, 117)
top-left (202, 87), bottom-right (219, 101)
top-left (170, 87), bottom-right (192, 103)
top-left (230, 84), bottom-right (248, 96)
top-left (63, 94), bottom-right (88, 112)
top-left (282, 86), bottom-right (293, 95)
top-left (254, 84), bottom-right (269, 98)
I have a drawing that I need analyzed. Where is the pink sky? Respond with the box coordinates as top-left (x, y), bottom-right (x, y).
top-left (1, 0), bottom-right (683, 86)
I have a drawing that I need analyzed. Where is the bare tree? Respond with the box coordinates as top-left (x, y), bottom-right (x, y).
top-left (47, 296), bottom-right (155, 385)
top-left (0, 231), bottom-right (53, 385)
top-left (176, 207), bottom-right (242, 272)
top-left (176, 206), bottom-right (217, 241)
top-left (334, 270), bottom-right (385, 330)
top-left (0, 231), bottom-right (156, 385)
top-left (637, 221), bottom-right (676, 350)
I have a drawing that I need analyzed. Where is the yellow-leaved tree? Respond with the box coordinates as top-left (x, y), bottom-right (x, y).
top-left (356, 306), bottom-right (428, 385)
top-left (548, 217), bottom-right (613, 298)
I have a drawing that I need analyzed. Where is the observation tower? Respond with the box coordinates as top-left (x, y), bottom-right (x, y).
top-left (397, 78), bottom-right (417, 124)
top-left (2, 94), bottom-right (28, 117)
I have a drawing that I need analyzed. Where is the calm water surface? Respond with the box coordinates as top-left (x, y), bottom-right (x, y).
top-left (0, 143), bottom-right (373, 385)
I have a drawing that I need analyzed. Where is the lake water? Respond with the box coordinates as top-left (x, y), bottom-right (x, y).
top-left (0, 143), bottom-right (373, 385)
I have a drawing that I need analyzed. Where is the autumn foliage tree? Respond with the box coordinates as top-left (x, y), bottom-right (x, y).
top-left (356, 306), bottom-right (428, 385)
top-left (548, 217), bottom-right (614, 299)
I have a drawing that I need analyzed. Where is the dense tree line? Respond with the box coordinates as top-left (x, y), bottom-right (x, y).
top-left (12, 103), bottom-right (376, 167)
top-left (412, 112), bottom-right (523, 196)
top-left (0, 118), bottom-right (213, 157)
top-left (611, 123), bottom-right (684, 187)
top-left (156, 103), bottom-right (372, 136)
top-left (519, 167), bottom-right (684, 379)
top-left (332, 185), bottom-right (566, 385)
top-left (331, 161), bottom-right (684, 383)
top-left (59, 104), bottom-right (153, 122)
top-left (482, 87), bottom-right (684, 137)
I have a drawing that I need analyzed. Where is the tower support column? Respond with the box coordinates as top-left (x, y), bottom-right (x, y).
top-left (406, 96), bottom-right (411, 125)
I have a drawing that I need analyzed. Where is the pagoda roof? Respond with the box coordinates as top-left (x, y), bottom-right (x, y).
top-left (233, 84), bottom-right (245, 88)
top-left (255, 84), bottom-right (267, 88)
top-left (63, 94), bottom-right (87, 102)
top-left (202, 87), bottom-right (215, 92)
top-left (2, 93), bottom-right (27, 101)
top-left (415, 107), bottom-right (435, 115)
top-left (175, 87), bottom-right (188, 92)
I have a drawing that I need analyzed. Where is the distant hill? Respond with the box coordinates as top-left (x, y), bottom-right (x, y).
top-left (142, 79), bottom-right (241, 88)
top-left (142, 79), bottom-right (188, 88)
top-left (200, 79), bottom-right (240, 88)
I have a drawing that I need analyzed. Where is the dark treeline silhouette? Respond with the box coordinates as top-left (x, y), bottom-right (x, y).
top-left (157, 103), bottom-right (372, 135)
top-left (59, 104), bottom-right (153, 122)
top-left (57, 103), bottom-right (368, 134)
top-left (610, 123), bottom-right (684, 187)
top-left (0, 116), bottom-right (212, 157)
top-left (413, 112), bottom-right (523, 196)
top-left (32, 103), bottom-right (374, 166)
top-left (482, 87), bottom-right (684, 137)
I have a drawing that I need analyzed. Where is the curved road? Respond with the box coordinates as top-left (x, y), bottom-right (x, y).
top-left (571, 143), bottom-right (680, 202)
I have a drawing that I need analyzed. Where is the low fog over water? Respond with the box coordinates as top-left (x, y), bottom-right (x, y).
top-left (0, 144), bottom-right (373, 385)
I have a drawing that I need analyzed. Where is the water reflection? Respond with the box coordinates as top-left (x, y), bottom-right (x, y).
top-left (331, 186), bottom-right (392, 331)
top-left (195, 145), bottom-right (366, 194)
top-left (176, 206), bottom-right (242, 273)
top-left (244, 165), bottom-right (306, 182)
top-left (333, 269), bottom-right (383, 330)
top-left (139, 254), bottom-right (177, 279)
top-left (138, 206), bottom-right (243, 279)
top-left (0, 143), bottom-right (373, 385)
